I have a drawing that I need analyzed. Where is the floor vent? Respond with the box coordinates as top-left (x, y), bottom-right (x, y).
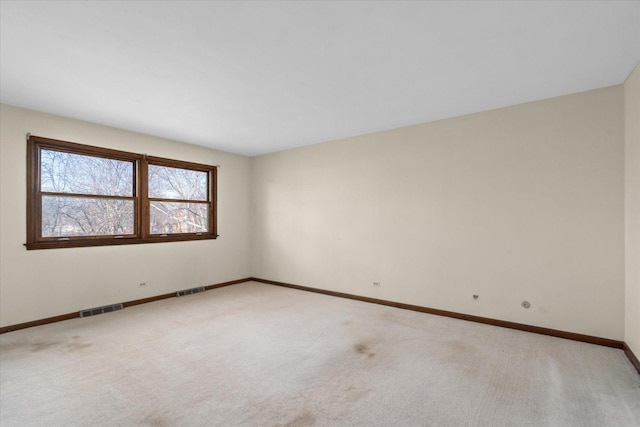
top-left (177, 286), bottom-right (205, 297)
top-left (79, 303), bottom-right (124, 318)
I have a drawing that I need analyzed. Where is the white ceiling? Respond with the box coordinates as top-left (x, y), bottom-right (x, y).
top-left (1, 1), bottom-right (639, 156)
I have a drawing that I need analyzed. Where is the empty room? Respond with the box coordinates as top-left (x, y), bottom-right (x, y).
top-left (1, 1), bottom-right (639, 426)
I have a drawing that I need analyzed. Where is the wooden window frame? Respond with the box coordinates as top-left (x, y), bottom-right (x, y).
top-left (26, 135), bottom-right (217, 250)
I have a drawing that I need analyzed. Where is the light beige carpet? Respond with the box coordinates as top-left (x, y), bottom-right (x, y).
top-left (1, 282), bottom-right (639, 426)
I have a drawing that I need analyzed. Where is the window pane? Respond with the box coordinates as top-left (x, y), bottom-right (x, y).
top-left (42, 196), bottom-right (134, 237)
top-left (148, 165), bottom-right (207, 201)
top-left (150, 201), bottom-right (209, 234)
top-left (41, 149), bottom-right (133, 196)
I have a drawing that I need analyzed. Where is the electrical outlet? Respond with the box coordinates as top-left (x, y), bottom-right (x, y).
top-left (372, 282), bottom-right (381, 287)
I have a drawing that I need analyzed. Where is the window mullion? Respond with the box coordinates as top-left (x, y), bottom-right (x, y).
top-left (139, 158), bottom-right (149, 240)
top-left (40, 192), bottom-right (137, 201)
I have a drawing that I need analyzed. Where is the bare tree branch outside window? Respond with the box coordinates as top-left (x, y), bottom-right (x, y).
top-left (148, 165), bottom-right (209, 234)
top-left (40, 150), bottom-right (134, 237)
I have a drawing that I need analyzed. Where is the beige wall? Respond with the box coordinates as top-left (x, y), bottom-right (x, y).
top-left (252, 86), bottom-right (625, 340)
top-left (625, 64), bottom-right (640, 354)
top-left (0, 104), bottom-right (252, 327)
top-left (1, 83), bottom-right (631, 342)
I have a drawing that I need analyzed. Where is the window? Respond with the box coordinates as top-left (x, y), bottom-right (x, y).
top-left (26, 135), bottom-right (217, 249)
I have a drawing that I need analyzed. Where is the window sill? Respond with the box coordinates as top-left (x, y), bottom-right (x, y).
top-left (25, 234), bottom-right (218, 250)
